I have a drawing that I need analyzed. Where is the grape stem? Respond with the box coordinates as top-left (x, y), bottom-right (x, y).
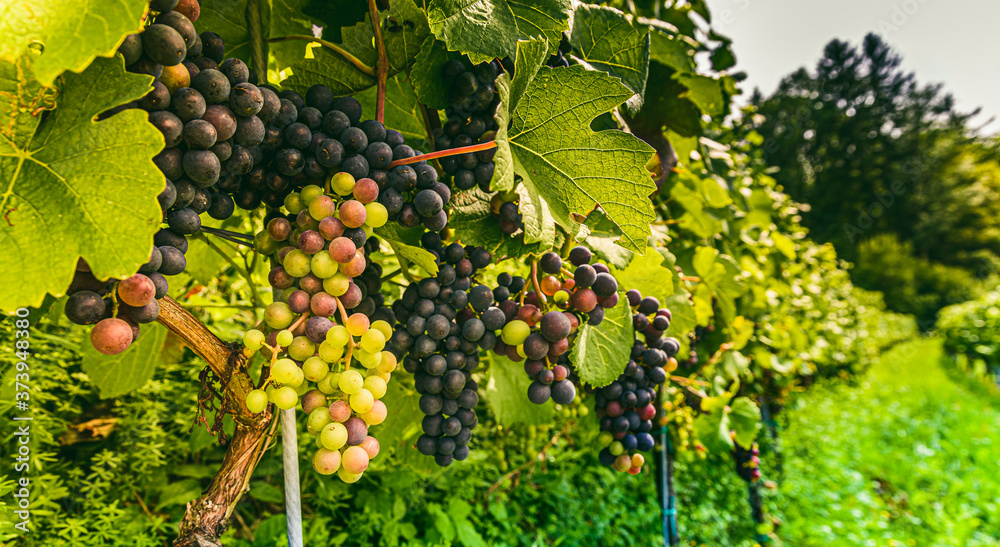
top-left (387, 140), bottom-right (498, 169)
top-left (201, 226), bottom-right (254, 241)
top-left (530, 260), bottom-right (547, 305)
top-left (368, 0), bottom-right (389, 123)
top-left (288, 311), bottom-right (311, 333)
top-left (333, 296), bottom-right (354, 369)
top-left (267, 35), bottom-right (375, 76)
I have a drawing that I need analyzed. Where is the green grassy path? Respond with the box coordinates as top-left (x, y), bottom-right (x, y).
top-left (772, 338), bottom-right (1000, 546)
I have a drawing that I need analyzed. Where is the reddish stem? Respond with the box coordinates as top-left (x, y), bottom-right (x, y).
top-left (369, 0), bottom-right (388, 123)
top-left (388, 140), bottom-right (498, 169)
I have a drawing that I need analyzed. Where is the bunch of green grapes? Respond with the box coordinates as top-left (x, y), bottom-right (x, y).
top-left (241, 311), bottom-right (395, 483)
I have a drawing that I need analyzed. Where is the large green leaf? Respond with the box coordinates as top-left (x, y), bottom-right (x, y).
top-left (380, 236), bottom-right (439, 276)
top-left (498, 66), bottom-right (656, 254)
top-left (692, 406), bottom-right (734, 454)
top-left (81, 322), bottom-right (169, 398)
top-left (569, 293), bottom-right (632, 387)
top-left (0, 56), bottom-right (164, 310)
top-left (489, 39), bottom-right (548, 198)
top-left (613, 245), bottom-right (674, 304)
top-left (485, 353), bottom-right (553, 426)
top-left (282, 0), bottom-right (428, 96)
top-left (446, 188), bottom-right (548, 259)
top-left (647, 31), bottom-right (694, 73)
top-left (0, 0), bottom-right (147, 86)
top-left (569, 4), bottom-right (649, 112)
top-left (675, 73), bottom-right (725, 117)
top-left (729, 396), bottom-right (761, 450)
top-left (426, 0), bottom-right (571, 64)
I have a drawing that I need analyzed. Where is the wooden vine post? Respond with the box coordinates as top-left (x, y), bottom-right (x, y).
top-left (157, 298), bottom-right (278, 547)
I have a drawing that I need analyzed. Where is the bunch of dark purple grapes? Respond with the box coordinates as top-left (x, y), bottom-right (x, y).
top-left (433, 59), bottom-right (501, 192)
top-left (594, 289), bottom-right (680, 473)
top-left (733, 438), bottom-right (762, 482)
top-left (484, 247), bottom-right (621, 406)
top-left (389, 239), bottom-right (495, 466)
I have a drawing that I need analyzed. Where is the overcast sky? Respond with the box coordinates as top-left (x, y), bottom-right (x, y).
top-left (707, 0), bottom-right (1000, 132)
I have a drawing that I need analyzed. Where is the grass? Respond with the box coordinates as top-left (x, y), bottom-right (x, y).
top-left (676, 338), bottom-right (1000, 546)
top-left (770, 337), bottom-right (1000, 546)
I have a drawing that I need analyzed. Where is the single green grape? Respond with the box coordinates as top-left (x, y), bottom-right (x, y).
top-left (264, 302), bottom-right (293, 329)
top-left (359, 329), bottom-right (386, 353)
top-left (329, 172), bottom-right (356, 195)
top-left (300, 184), bottom-right (325, 204)
top-left (245, 389), bottom-right (269, 413)
top-left (349, 388), bottom-right (374, 413)
top-left (255, 230), bottom-right (280, 255)
top-left (307, 407), bottom-right (332, 435)
top-left (320, 422), bottom-right (348, 450)
top-left (243, 329), bottom-right (265, 351)
top-left (288, 336), bottom-right (316, 361)
top-left (318, 341), bottom-right (345, 363)
top-left (501, 319), bottom-right (531, 345)
top-left (363, 376), bottom-right (387, 399)
top-left (271, 358), bottom-right (301, 385)
top-left (326, 325), bottom-right (352, 348)
top-left (311, 252), bottom-right (338, 279)
top-left (355, 349), bottom-right (382, 369)
top-left (272, 386), bottom-right (299, 410)
top-left (283, 249), bottom-right (311, 277)
top-left (338, 369), bottom-right (364, 395)
top-left (284, 192), bottom-right (305, 214)
top-left (323, 273), bottom-right (351, 296)
top-left (276, 329), bottom-right (294, 347)
top-left (370, 320), bottom-right (393, 340)
top-left (364, 202), bottom-right (388, 228)
top-left (302, 356), bottom-right (330, 381)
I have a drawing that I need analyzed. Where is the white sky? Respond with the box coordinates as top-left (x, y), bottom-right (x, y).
top-left (707, 0), bottom-right (1000, 132)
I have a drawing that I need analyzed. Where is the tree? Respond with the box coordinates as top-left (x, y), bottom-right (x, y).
top-left (749, 33), bottom-right (978, 264)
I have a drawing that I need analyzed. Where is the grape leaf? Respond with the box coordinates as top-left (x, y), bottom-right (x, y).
top-left (692, 406), bottom-right (733, 454)
top-left (385, 240), bottom-right (439, 277)
top-left (612, 246), bottom-right (673, 303)
top-left (282, 0), bottom-right (428, 96)
top-left (569, 293), bottom-right (632, 388)
top-left (356, 73), bottom-right (428, 150)
top-left (485, 353), bottom-right (554, 425)
top-left (446, 188), bottom-right (548, 259)
top-left (675, 73), bottom-right (725, 117)
top-left (410, 36), bottom-right (465, 110)
top-left (81, 322), bottom-right (169, 398)
top-left (426, 0), bottom-right (571, 65)
top-left (0, 0), bottom-right (146, 86)
top-left (498, 65), bottom-right (656, 254)
top-left (568, 4), bottom-right (650, 113)
top-left (489, 39), bottom-right (548, 197)
top-left (0, 56), bottom-right (165, 310)
top-left (646, 30), bottom-right (694, 73)
top-left (583, 210), bottom-right (634, 270)
top-left (729, 396), bottom-right (761, 450)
